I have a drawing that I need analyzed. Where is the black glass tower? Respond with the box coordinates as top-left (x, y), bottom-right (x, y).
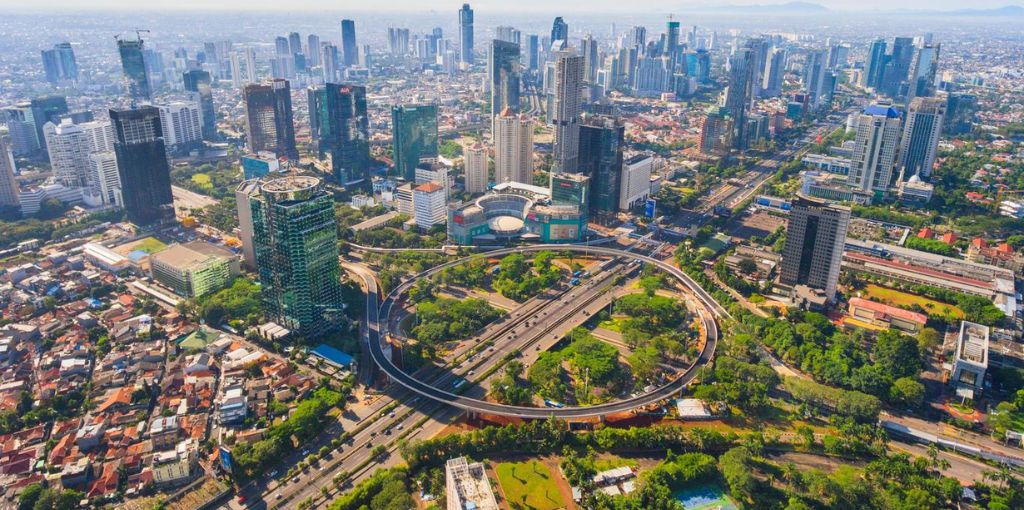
top-left (391, 104), bottom-right (438, 181)
top-left (341, 20), bottom-right (358, 67)
top-left (117, 37), bottom-right (151, 101)
top-left (183, 69), bottom-right (216, 141)
top-left (578, 115), bottom-right (624, 222)
top-left (243, 79), bottom-right (299, 161)
top-left (309, 83), bottom-right (370, 186)
top-left (110, 106), bottom-right (174, 226)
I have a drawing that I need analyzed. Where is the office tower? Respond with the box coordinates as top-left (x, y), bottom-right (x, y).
top-left (1, 105), bottom-right (40, 155)
top-left (288, 32), bottom-right (302, 57)
top-left (898, 97), bottom-right (946, 180)
top-left (341, 19), bottom-right (358, 67)
top-left (581, 35), bottom-right (599, 83)
top-left (43, 120), bottom-right (93, 188)
top-left (29, 96), bottom-right (68, 154)
top-left (862, 38), bottom-right (887, 89)
top-left (494, 108), bottom-right (533, 185)
top-left (459, 4), bottom-right (474, 66)
top-left (495, 26), bottom-right (518, 45)
top-left (41, 42), bottom-right (78, 84)
top-left (488, 40), bottom-right (521, 117)
top-left (308, 83), bottom-right (370, 185)
top-left (665, 20), bottom-right (680, 65)
top-left (551, 51), bottom-right (584, 173)
top-left (392, 104), bottom-right (438, 181)
top-left (944, 93), bottom-right (976, 135)
top-left (847, 103), bottom-right (902, 194)
top-left (620, 154), bottom-right (653, 211)
top-left (275, 36), bottom-right (290, 57)
top-left (388, 28), bottom-right (411, 57)
top-left (464, 144), bottom-right (487, 193)
top-left (412, 182), bottom-right (447, 230)
top-left (233, 180), bottom-right (260, 269)
top-left (881, 37), bottom-right (914, 98)
top-left (803, 50), bottom-right (836, 112)
top-left (551, 17), bottom-right (569, 44)
top-left (907, 43), bottom-right (940, 103)
top-left (826, 43), bottom-right (849, 69)
top-left (779, 195), bottom-right (850, 303)
top-left (117, 37), bottom-right (151, 101)
top-left (243, 79), bottom-right (299, 161)
top-left (360, 44), bottom-right (372, 68)
top-left (633, 57), bottom-right (671, 96)
top-left (156, 102), bottom-right (203, 154)
top-left (306, 34), bottom-right (321, 67)
top-left (577, 115), bottom-right (624, 222)
top-left (0, 137), bottom-right (20, 209)
top-left (322, 45), bottom-right (340, 82)
top-left (109, 106), bottom-right (174, 226)
top-left (249, 176), bottom-right (344, 339)
top-left (88, 152), bottom-right (120, 206)
top-left (525, 35), bottom-right (540, 72)
top-left (725, 47), bottom-right (756, 151)
top-left (760, 47), bottom-right (785, 97)
top-left (230, 48), bottom-right (257, 87)
top-left (699, 108), bottom-right (730, 155)
top-left (183, 69), bottom-right (216, 140)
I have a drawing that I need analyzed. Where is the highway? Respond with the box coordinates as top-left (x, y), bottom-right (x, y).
top-left (368, 244), bottom-right (722, 419)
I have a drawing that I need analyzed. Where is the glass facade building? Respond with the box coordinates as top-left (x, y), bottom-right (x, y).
top-left (250, 176), bottom-right (344, 339)
top-left (392, 104), bottom-right (438, 182)
top-left (118, 38), bottom-right (151, 101)
top-left (183, 69), bottom-right (216, 140)
top-left (110, 106), bottom-right (175, 226)
top-left (577, 115), bottom-right (624, 222)
top-left (309, 83), bottom-right (370, 186)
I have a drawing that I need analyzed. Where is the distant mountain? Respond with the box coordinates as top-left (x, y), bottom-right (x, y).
top-left (682, 2), bottom-right (830, 14)
top-left (944, 5), bottom-right (1024, 16)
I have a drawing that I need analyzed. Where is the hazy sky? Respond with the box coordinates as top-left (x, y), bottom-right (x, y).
top-left (2, 0), bottom-right (1022, 12)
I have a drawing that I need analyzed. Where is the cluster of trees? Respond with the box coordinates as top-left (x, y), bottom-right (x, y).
top-left (733, 308), bottom-right (924, 409)
top-left (693, 357), bottom-right (780, 414)
top-left (860, 279), bottom-right (1006, 327)
top-left (0, 208), bottom-right (124, 251)
top-left (489, 360), bottom-right (532, 405)
top-left (411, 297), bottom-right (502, 359)
top-left (169, 161), bottom-right (240, 200)
top-left (527, 328), bottom-right (625, 404)
top-left (327, 467), bottom-right (413, 510)
top-left (579, 451), bottom-right (719, 510)
top-left (783, 377), bottom-right (882, 422)
top-left (193, 195), bottom-right (239, 232)
top-left (231, 387), bottom-right (344, 480)
top-left (184, 277), bottom-right (262, 329)
top-left (0, 389), bottom-right (88, 435)
top-left (988, 389), bottom-right (1024, 439)
top-left (362, 251), bottom-right (448, 294)
top-left (851, 204), bottom-right (934, 228)
top-left (17, 484), bottom-right (83, 510)
top-left (904, 235), bottom-right (958, 257)
top-left (493, 252), bottom-right (562, 302)
top-left (436, 256), bottom-right (489, 289)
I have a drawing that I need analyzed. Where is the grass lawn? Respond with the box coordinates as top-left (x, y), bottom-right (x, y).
top-left (132, 237), bottom-right (168, 254)
top-left (191, 173), bottom-right (213, 190)
top-left (494, 460), bottom-right (566, 510)
top-left (863, 284), bottom-right (964, 320)
top-left (593, 456), bottom-right (637, 472)
top-left (597, 316), bottom-right (627, 332)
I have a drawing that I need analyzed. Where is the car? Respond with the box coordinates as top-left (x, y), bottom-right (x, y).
top-left (269, 470), bottom-right (279, 478)
top-left (468, 370), bottom-right (475, 376)
top-left (237, 496), bottom-right (247, 504)
top-left (389, 412), bottom-right (396, 418)
top-left (366, 442), bottom-right (373, 448)
top-left (370, 431), bottom-right (377, 437)
top-left (292, 477), bottom-right (300, 484)
top-left (384, 429), bottom-right (391, 435)
top-left (535, 345), bottom-right (541, 351)
top-left (397, 424), bottom-right (404, 430)
top-left (275, 493), bottom-right (283, 500)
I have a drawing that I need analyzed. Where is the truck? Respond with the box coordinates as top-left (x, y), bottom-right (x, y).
top-left (570, 278), bottom-right (580, 285)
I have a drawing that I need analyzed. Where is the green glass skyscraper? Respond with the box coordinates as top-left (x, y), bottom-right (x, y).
top-left (117, 37), bottom-right (151, 102)
top-left (249, 176), bottom-right (344, 339)
top-left (392, 104), bottom-right (438, 181)
top-left (309, 83), bottom-right (370, 186)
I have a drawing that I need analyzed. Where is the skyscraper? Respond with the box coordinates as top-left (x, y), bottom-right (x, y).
top-left (944, 93), bottom-right (976, 136)
top-left (306, 34), bottom-right (321, 68)
top-left (578, 115), bottom-right (624, 222)
top-left (388, 28), bottom-right (411, 57)
top-left (907, 43), bottom-right (940, 103)
top-left (0, 137), bottom-right (20, 210)
top-left (881, 37), bottom-right (914, 98)
top-left (243, 79), bottom-right (298, 161)
top-left (760, 47), bottom-right (786, 98)
top-left (117, 37), bottom-right (151, 102)
top-left (581, 35), bottom-right (599, 83)
top-left (392, 104), bottom-right (439, 181)
top-left (41, 43), bottom-right (77, 84)
top-left (249, 176), bottom-right (344, 339)
top-left (665, 20), bottom-right (681, 66)
top-left (29, 96), bottom-right (68, 154)
top-left (898, 97), bottom-right (946, 180)
top-left (183, 69), bottom-right (216, 141)
top-left (43, 119), bottom-right (97, 188)
top-left (803, 50), bottom-right (836, 112)
top-left (779, 195), bottom-right (850, 303)
top-left (725, 46), bottom-right (756, 151)
top-left (862, 38), bottom-right (887, 89)
top-left (551, 17), bottom-right (569, 44)
top-left (109, 106), bottom-right (174, 226)
top-left (288, 32), bottom-right (302, 57)
top-left (459, 4), bottom-right (474, 66)
top-left (494, 108), bottom-right (533, 185)
top-left (463, 144), bottom-right (487, 194)
top-left (308, 83), bottom-right (371, 185)
top-left (526, 35), bottom-right (540, 72)
top-left (847, 103), bottom-right (902, 194)
top-left (322, 44), bottom-right (339, 82)
top-left (488, 40), bottom-right (521, 117)
top-left (341, 19), bottom-right (358, 67)
top-left (551, 50), bottom-right (583, 173)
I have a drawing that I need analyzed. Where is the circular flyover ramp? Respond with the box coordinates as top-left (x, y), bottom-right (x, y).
top-left (366, 244), bottom-right (721, 419)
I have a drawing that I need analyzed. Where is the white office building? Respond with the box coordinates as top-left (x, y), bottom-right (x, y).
top-left (157, 102), bottom-right (203, 153)
top-left (847, 103), bottom-right (902, 194)
top-left (464, 143), bottom-right (488, 194)
top-left (88, 152), bottom-right (121, 207)
top-left (619, 153), bottom-right (654, 211)
top-left (413, 182), bottom-right (446, 230)
top-left (446, 457), bottom-right (499, 510)
top-left (494, 109), bottom-right (533, 186)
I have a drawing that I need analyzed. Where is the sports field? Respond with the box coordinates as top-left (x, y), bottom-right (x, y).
top-left (863, 284), bottom-right (964, 320)
top-left (494, 460), bottom-right (566, 510)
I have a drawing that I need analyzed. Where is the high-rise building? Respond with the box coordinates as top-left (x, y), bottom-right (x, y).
top-left (907, 43), bottom-right (940, 103)
top-left (525, 35), bottom-right (540, 72)
top-left (494, 108), bottom-right (533, 185)
top-left (183, 69), bottom-right (216, 140)
top-left (156, 101), bottom-right (204, 154)
top-left (725, 46), bottom-right (756, 150)
top-left (488, 40), bottom-right (521, 117)
top-left (898, 97), bottom-right (946, 180)
top-left (388, 28), bottom-right (411, 57)
top-left (1, 105), bottom-right (40, 156)
top-left (412, 182), bottom-right (447, 230)
top-left (699, 108), bottom-right (730, 155)
top-left (803, 50), bottom-right (835, 112)
top-left (826, 43), bottom-right (849, 69)
top-left (550, 172), bottom-right (590, 214)
top-left (862, 38), bottom-right (887, 89)
top-left (234, 179), bottom-right (260, 269)
top-left (43, 119), bottom-right (95, 188)
top-left (881, 37), bottom-right (914, 98)
top-left (779, 195), bottom-right (850, 303)
top-left (341, 19), bottom-right (358, 67)
top-left (41, 42), bottom-right (78, 84)
top-left (760, 47), bottom-right (786, 98)
top-left (619, 153), bottom-right (653, 211)
top-left (88, 152), bottom-right (121, 206)
top-left (308, 83), bottom-right (370, 186)
top-left (230, 47), bottom-right (258, 88)
top-left (551, 51), bottom-right (583, 173)
top-left (322, 44), bottom-right (340, 82)
top-left (275, 36), bottom-right (290, 57)
top-left (243, 79), bottom-right (298, 161)
top-left (109, 106), bottom-right (174, 226)
top-left (551, 17), bottom-right (569, 44)
top-left (944, 93), bottom-right (976, 136)
top-left (117, 37), bottom-right (151, 101)
top-left (306, 34), bottom-right (321, 67)
top-left (249, 176), bottom-right (344, 339)
top-left (581, 35), bottom-right (599, 83)
top-left (463, 144), bottom-right (488, 194)
top-left (578, 115), bottom-right (624, 222)
top-left (29, 96), bottom-right (68, 154)
top-left (392, 104), bottom-right (439, 181)
top-left (847, 103), bottom-right (902, 194)
top-left (0, 137), bottom-right (21, 210)
top-left (459, 4), bottom-right (474, 66)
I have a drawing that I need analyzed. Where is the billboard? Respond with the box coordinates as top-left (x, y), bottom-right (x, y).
top-left (219, 446), bottom-right (233, 473)
top-left (644, 199), bottom-right (657, 219)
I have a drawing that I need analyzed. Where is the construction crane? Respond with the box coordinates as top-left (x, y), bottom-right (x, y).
top-left (114, 28), bottom-right (150, 43)
top-left (992, 186), bottom-right (1024, 213)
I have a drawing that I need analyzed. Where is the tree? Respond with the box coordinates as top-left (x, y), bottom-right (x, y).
top-left (889, 377), bottom-right (925, 408)
top-left (737, 258), bottom-right (758, 275)
top-left (873, 330), bottom-right (921, 380)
